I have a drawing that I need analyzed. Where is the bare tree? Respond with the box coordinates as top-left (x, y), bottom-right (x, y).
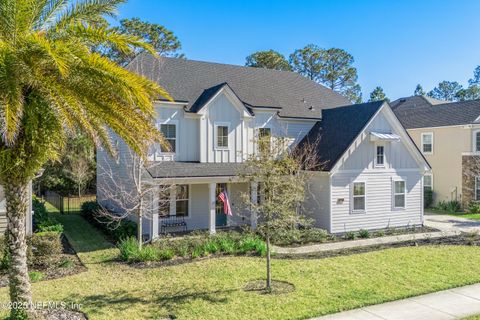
top-left (63, 154), bottom-right (94, 197)
top-left (240, 133), bottom-right (322, 292)
top-left (97, 147), bottom-right (172, 248)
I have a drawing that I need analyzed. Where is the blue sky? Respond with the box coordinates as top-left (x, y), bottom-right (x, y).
top-left (115, 0), bottom-right (480, 100)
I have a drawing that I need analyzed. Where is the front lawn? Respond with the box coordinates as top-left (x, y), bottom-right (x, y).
top-left (3, 212), bottom-right (480, 319)
top-left (428, 208), bottom-right (480, 221)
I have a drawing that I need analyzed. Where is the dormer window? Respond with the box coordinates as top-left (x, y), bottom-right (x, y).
top-left (375, 144), bottom-right (385, 167)
top-left (215, 122), bottom-right (229, 149)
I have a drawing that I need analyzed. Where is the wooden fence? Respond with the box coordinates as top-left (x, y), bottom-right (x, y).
top-left (43, 191), bottom-right (96, 214)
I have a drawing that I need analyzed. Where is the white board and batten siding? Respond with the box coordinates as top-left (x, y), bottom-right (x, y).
top-left (153, 93), bottom-right (315, 164)
top-left (304, 107), bottom-right (425, 233)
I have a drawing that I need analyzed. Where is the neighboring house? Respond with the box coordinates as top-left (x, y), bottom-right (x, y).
top-left (97, 55), bottom-right (430, 238)
top-left (392, 95), bottom-right (480, 207)
top-left (0, 184), bottom-right (33, 235)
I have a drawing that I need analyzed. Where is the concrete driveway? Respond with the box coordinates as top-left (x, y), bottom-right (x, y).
top-left (424, 212), bottom-right (480, 233)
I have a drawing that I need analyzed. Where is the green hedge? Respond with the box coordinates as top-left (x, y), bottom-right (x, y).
top-left (0, 232), bottom-right (63, 269)
top-left (118, 231), bottom-right (266, 263)
top-left (33, 196), bottom-right (64, 233)
top-left (81, 201), bottom-right (137, 242)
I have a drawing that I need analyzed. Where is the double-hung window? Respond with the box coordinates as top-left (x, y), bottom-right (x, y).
top-left (421, 132), bottom-right (433, 154)
top-left (215, 124), bottom-right (229, 148)
top-left (375, 145), bottom-right (385, 167)
top-left (475, 131), bottom-right (480, 152)
top-left (476, 177), bottom-right (480, 201)
top-left (160, 123), bottom-right (176, 153)
top-left (175, 185), bottom-right (189, 217)
top-left (393, 180), bottom-right (406, 209)
top-left (352, 182), bottom-right (366, 212)
top-left (258, 128), bottom-right (272, 153)
top-left (423, 174), bottom-right (433, 190)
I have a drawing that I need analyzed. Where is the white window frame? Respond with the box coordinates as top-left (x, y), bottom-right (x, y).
top-left (421, 132), bottom-right (433, 155)
top-left (351, 181), bottom-right (366, 214)
top-left (214, 122), bottom-right (230, 150)
top-left (393, 179), bottom-right (406, 210)
top-left (158, 120), bottom-right (178, 154)
top-left (374, 143), bottom-right (385, 168)
top-left (476, 177), bottom-right (480, 201)
top-left (474, 130), bottom-right (480, 153)
top-left (161, 184), bottom-right (191, 218)
top-left (257, 126), bottom-right (272, 153)
top-left (423, 173), bottom-right (433, 190)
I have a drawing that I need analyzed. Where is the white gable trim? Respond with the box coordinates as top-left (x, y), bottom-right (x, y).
top-left (330, 102), bottom-right (431, 175)
top-left (196, 85), bottom-right (252, 119)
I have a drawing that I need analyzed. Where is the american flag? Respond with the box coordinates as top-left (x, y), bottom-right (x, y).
top-left (217, 190), bottom-right (233, 216)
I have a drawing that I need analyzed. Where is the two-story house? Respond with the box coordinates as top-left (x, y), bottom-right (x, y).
top-left (97, 55), bottom-right (430, 239)
top-left (392, 95), bottom-right (480, 207)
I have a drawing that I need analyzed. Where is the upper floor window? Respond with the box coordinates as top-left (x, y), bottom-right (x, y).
top-left (375, 145), bottom-right (385, 167)
top-left (475, 131), bottom-right (480, 152)
top-left (215, 123), bottom-right (229, 149)
top-left (421, 132), bottom-right (433, 154)
top-left (258, 127), bottom-right (272, 153)
top-left (352, 182), bottom-right (366, 213)
top-left (160, 124), bottom-right (176, 153)
top-left (393, 180), bottom-right (406, 209)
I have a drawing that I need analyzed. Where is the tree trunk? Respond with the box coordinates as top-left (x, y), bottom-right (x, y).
top-left (266, 234), bottom-right (271, 292)
top-left (137, 213), bottom-right (143, 249)
top-left (4, 180), bottom-right (35, 319)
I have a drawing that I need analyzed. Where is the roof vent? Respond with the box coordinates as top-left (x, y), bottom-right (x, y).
top-left (400, 98), bottom-right (406, 102)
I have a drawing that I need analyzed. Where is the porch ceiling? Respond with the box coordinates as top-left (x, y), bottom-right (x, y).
top-left (146, 162), bottom-right (250, 179)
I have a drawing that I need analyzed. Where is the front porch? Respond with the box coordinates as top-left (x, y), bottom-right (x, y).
top-left (148, 179), bottom-right (259, 239)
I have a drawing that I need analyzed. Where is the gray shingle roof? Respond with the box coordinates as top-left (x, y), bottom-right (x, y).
top-left (392, 96), bottom-right (480, 129)
top-left (127, 54), bottom-right (351, 119)
top-left (298, 101), bottom-right (385, 171)
top-left (146, 162), bottom-right (249, 178)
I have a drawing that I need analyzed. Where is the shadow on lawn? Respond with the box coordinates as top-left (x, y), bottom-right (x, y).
top-left (64, 288), bottom-right (236, 318)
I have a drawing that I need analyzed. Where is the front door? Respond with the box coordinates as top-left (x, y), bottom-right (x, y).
top-left (215, 183), bottom-right (228, 227)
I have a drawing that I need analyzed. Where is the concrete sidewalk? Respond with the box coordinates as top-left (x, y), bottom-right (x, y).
top-left (313, 283), bottom-right (480, 320)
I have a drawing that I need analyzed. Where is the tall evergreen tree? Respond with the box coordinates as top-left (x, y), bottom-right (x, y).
top-left (414, 84), bottom-right (426, 96)
top-left (427, 81), bottom-right (463, 101)
top-left (104, 17), bottom-right (184, 65)
top-left (289, 45), bottom-right (362, 103)
top-left (457, 66), bottom-right (480, 101)
top-left (245, 50), bottom-right (291, 71)
top-left (369, 86), bottom-right (389, 102)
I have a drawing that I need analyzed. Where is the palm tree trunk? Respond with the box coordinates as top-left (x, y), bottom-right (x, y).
top-left (4, 180), bottom-right (34, 319)
top-left (266, 234), bottom-right (271, 292)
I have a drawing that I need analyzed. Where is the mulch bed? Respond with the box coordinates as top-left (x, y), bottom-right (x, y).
top-left (244, 279), bottom-right (295, 295)
top-left (0, 235), bottom-right (86, 287)
top-left (276, 233), bottom-right (480, 260)
top-left (37, 308), bottom-right (88, 320)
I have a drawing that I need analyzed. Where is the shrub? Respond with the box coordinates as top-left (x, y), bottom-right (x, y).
top-left (32, 197), bottom-right (63, 233)
top-left (29, 271), bottom-right (44, 282)
top-left (270, 227), bottom-right (329, 246)
top-left (81, 201), bottom-right (137, 242)
top-left (238, 235), bottom-right (266, 256)
top-left (157, 248), bottom-right (175, 261)
top-left (468, 202), bottom-right (480, 214)
top-left (424, 188), bottom-right (433, 209)
top-left (29, 231), bottom-right (62, 256)
top-left (358, 229), bottom-right (370, 239)
top-left (118, 237), bottom-right (140, 262)
top-left (37, 219), bottom-right (64, 233)
top-left (344, 231), bottom-right (356, 240)
top-left (437, 200), bottom-right (461, 213)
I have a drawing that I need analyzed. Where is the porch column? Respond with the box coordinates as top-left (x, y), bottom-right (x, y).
top-left (151, 186), bottom-right (160, 240)
top-left (250, 182), bottom-right (258, 229)
top-left (209, 182), bottom-right (216, 234)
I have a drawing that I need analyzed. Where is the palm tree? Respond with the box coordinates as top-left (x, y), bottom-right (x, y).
top-left (0, 1), bottom-right (169, 318)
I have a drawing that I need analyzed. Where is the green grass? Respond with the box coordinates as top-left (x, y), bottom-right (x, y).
top-left (428, 208), bottom-right (480, 221)
top-left (4, 205), bottom-right (480, 319)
